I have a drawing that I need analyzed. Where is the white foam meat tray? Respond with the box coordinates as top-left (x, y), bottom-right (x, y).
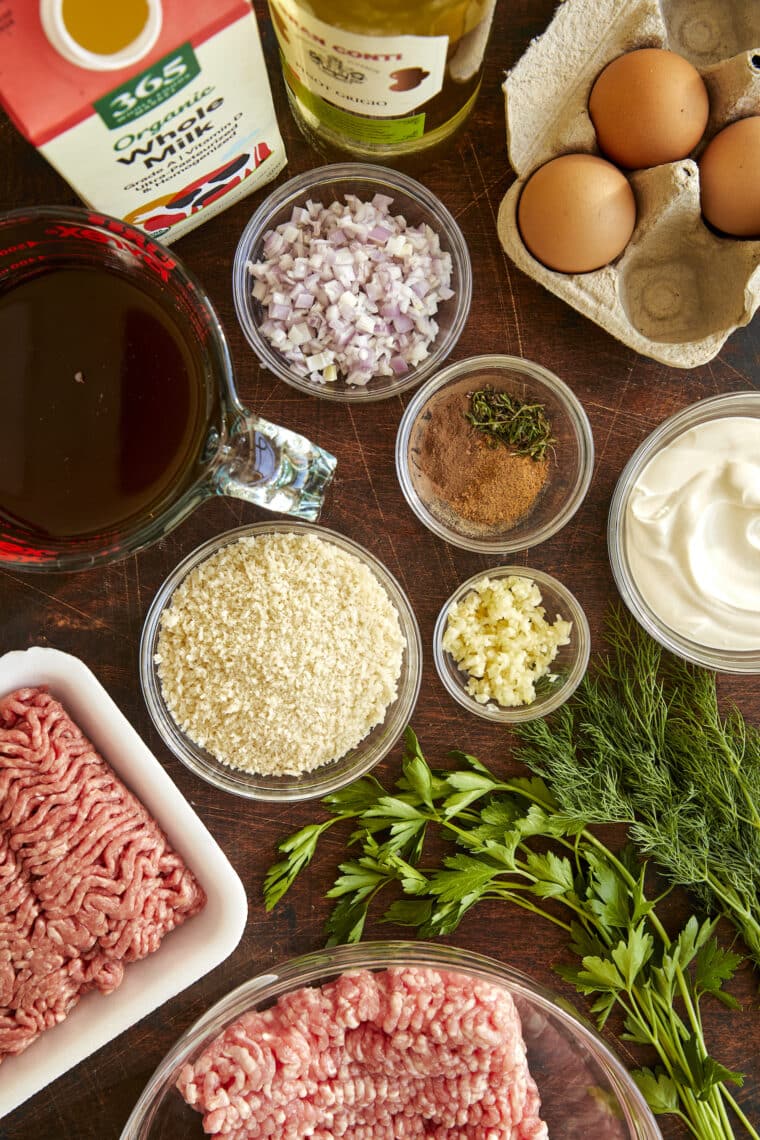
top-left (0, 646), bottom-right (248, 1118)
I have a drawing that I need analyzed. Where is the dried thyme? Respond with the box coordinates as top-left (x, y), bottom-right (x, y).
top-left (466, 387), bottom-right (556, 460)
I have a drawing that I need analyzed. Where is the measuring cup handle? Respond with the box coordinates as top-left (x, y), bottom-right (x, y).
top-left (212, 411), bottom-right (336, 521)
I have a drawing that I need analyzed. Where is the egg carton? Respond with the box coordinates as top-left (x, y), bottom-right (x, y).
top-left (497, 0), bottom-right (760, 367)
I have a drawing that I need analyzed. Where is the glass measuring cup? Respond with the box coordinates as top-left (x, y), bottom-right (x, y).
top-left (0, 207), bottom-right (336, 572)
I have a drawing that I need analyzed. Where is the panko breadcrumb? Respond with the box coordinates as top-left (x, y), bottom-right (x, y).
top-left (154, 532), bottom-right (406, 776)
top-left (442, 575), bottom-right (571, 707)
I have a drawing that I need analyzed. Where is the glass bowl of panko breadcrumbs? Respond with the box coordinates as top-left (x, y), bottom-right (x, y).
top-left (139, 521), bottom-right (422, 801)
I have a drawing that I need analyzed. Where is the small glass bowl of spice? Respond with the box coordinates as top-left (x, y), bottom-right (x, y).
top-left (433, 566), bottom-right (590, 723)
top-left (395, 355), bottom-right (594, 552)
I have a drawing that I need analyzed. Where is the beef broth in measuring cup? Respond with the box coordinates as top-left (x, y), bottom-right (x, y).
top-left (0, 208), bottom-right (336, 571)
top-left (0, 262), bottom-right (214, 541)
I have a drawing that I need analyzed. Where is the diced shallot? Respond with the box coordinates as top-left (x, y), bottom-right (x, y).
top-left (247, 193), bottom-right (454, 386)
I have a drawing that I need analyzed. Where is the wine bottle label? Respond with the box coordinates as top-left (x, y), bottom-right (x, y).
top-left (270, 0), bottom-right (448, 118)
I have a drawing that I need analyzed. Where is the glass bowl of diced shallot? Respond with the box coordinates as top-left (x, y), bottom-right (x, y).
top-left (232, 163), bottom-right (472, 402)
top-left (120, 940), bottom-right (662, 1140)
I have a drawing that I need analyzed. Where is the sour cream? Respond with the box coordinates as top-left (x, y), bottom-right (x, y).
top-left (624, 416), bottom-right (760, 651)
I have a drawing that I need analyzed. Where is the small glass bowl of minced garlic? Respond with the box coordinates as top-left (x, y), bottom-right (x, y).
top-left (433, 565), bottom-right (591, 723)
top-left (395, 354), bottom-right (594, 553)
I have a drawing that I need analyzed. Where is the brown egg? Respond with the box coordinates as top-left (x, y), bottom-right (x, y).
top-left (517, 153), bottom-right (636, 274)
top-left (589, 48), bottom-right (709, 169)
top-left (700, 116), bottom-right (760, 238)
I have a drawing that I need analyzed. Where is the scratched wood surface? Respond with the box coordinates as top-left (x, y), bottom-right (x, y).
top-left (1, 2), bottom-right (759, 1138)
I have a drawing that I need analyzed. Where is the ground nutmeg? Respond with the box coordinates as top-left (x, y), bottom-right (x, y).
top-left (412, 382), bottom-right (552, 529)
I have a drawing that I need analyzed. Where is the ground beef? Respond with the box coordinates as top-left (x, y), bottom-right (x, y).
top-left (177, 966), bottom-right (548, 1139)
top-left (0, 686), bottom-right (206, 1064)
top-left (0, 829), bottom-right (84, 1059)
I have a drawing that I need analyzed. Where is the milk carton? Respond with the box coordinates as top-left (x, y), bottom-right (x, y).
top-left (0, 1), bottom-right (287, 242)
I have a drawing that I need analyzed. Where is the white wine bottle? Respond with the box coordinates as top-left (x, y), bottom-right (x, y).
top-left (268, 0), bottom-right (496, 157)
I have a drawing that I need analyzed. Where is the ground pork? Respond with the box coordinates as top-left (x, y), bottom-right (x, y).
top-left (516, 1000), bottom-right (629, 1139)
top-left (0, 686), bottom-right (206, 1064)
top-left (177, 966), bottom-right (548, 1139)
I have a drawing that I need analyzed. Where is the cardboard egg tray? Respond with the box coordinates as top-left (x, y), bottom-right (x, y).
top-left (497, 0), bottom-right (760, 367)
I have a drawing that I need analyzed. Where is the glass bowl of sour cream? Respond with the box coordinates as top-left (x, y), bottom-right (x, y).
top-left (608, 391), bottom-right (760, 673)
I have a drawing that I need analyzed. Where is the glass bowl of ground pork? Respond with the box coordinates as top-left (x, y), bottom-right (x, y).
top-left (434, 566), bottom-right (590, 723)
top-left (139, 521), bottom-right (422, 801)
top-left (120, 940), bottom-right (662, 1140)
top-left (232, 163), bottom-right (472, 402)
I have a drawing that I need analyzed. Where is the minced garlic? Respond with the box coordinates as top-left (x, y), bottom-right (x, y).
top-left (442, 575), bottom-right (572, 707)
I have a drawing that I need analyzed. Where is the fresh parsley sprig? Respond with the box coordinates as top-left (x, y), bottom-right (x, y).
top-left (263, 729), bottom-right (756, 1139)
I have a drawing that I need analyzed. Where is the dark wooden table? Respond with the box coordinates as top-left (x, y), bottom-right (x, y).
top-left (1, 2), bottom-right (758, 1138)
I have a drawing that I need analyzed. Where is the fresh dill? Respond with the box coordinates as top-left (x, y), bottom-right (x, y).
top-left (263, 726), bottom-right (756, 1140)
top-left (515, 605), bottom-right (760, 967)
top-left (465, 386), bottom-right (556, 460)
